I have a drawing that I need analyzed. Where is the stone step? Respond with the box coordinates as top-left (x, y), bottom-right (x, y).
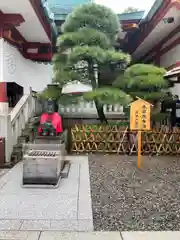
top-left (10, 116), bottom-right (39, 167)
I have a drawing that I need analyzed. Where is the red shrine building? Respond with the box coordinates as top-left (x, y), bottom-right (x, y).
top-left (124, 0), bottom-right (180, 86)
top-left (0, 0), bottom-right (57, 114)
top-left (0, 0), bottom-right (57, 164)
top-left (0, 0), bottom-right (179, 164)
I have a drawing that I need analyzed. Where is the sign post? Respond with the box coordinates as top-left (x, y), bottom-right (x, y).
top-left (129, 97), bottom-right (152, 169)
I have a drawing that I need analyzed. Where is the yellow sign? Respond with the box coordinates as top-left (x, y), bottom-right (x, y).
top-left (130, 98), bottom-right (151, 131)
top-left (129, 98), bottom-right (153, 169)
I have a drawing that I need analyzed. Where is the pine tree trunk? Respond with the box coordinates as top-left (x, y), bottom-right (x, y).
top-left (94, 99), bottom-right (108, 124)
top-left (88, 62), bottom-right (108, 123)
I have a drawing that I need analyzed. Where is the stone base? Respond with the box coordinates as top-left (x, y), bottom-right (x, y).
top-left (60, 161), bottom-right (71, 178)
top-left (22, 157), bottom-right (64, 186)
top-left (22, 175), bottom-right (62, 189)
top-left (22, 176), bottom-right (60, 186)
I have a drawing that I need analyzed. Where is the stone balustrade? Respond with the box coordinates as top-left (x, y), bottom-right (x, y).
top-left (0, 92), bottom-right (42, 163)
top-left (59, 102), bottom-right (124, 115)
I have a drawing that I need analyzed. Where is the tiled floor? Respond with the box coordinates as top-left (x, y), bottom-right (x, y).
top-left (0, 156), bottom-right (93, 231)
top-left (0, 231), bottom-right (179, 240)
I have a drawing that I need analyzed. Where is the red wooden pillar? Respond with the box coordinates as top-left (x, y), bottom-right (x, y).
top-left (0, 20), bottom-right (8, 114)
top-left (0, 83), bottom-right (8, 115)
top-left (0, 82), bottom-right (8, 102)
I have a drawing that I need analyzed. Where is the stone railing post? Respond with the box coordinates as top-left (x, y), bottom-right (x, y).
top-left (0, 114), bottom-right (12, 163)
top-left (5, 114), bottom-right (12, 163)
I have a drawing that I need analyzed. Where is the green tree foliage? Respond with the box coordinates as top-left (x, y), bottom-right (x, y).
top-left (122, 7), bottom-right (140, 13)
top-left (38, 84), bottom-right (62, 100)
top-left (115, 64), bottom-right (168, 101)
top-left (84, 87), bottom-right (132, 105)
top-left (53, 3), bottom-right (131, 123)
top-left (62, 3), bottom-right (120, 42)
top-left (114, 64), bottom-right (171, 118)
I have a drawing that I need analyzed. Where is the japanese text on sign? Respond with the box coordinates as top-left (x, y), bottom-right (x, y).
top-left (130, 99), bottom-right (151, 131)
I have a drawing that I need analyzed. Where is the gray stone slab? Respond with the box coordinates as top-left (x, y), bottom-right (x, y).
top-left (0, 194), bottom-right (77, 219)
top-left (121, 231), bottom-right (180, 240)
top-left (68, 163), bottom-right (80, 180)
top-left (77, 220), bottom-right (93, 231)
top-left (65, 155), bottom-right (89, 164)
top-left (20, 220), bottom-right (51, 230)
top-left (20, 219), bottom-right (93, 231)
top-left (0, 178), bottom-right (8, 189)
top-left (0, 156), bottom-right (92, 232)
top-left (0, 220), bottom-right (22, 230)
top-left (0, 169), bottom-right (9, 178)
top-left (39, 232), bottom-right (122, 240)
top-left (50, 220), bottom-right (78, 231)
top-left (0, 230), bottom-right (40, 240)
top-left (19, 219), bottom-right (93, 231)
top-left (0, 163), bottom-right (79, 196)
top-left (78, 160), bottom-right (93, 221)
top-left (78, 197), bottom-right (93, 220)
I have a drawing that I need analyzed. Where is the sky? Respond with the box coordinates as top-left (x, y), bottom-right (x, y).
top-left (95, 0), bottom-right (155, 15)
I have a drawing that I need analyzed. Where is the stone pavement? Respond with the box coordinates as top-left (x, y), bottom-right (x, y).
top-left (0, 156), bottom-right (93, 231)
top-left (0, 231), bottom-right (180, 239)
top-left (0, 157), bottom-right (179, 239)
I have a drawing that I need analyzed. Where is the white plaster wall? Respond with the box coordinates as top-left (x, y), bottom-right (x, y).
top-left (170, 83), bottom-right (180, 97)
top-left (3, 40), bottom-right (52, 94)
top-left (160, 44), bottom-right (180, 68)
top-left (161, 32), bottom-right (180, 50)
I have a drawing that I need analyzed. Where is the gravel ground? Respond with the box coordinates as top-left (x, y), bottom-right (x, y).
top-left (89, 154), bottom-right (180, 231)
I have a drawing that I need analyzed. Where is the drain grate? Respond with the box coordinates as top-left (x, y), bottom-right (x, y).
top-left (28, 150), bottom-right (59, 157)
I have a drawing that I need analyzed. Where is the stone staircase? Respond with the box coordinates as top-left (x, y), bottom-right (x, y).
top-left (10, 117), bottom-right (40, 167)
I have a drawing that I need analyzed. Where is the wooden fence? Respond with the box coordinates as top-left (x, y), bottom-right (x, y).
top-left (71, 124), bottom-right (180, 155)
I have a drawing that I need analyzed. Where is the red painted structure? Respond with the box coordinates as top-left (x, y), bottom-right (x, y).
top-left (138, 25), bottom-right (180, 66)
top-left (0, 82), bottom-right (8, 103)
top-left (38, 112), bottom-right (63, 135)
top-left (0, 3), bottom-right (54, 62)
top-left (128, 0), bottom-right (180, 55)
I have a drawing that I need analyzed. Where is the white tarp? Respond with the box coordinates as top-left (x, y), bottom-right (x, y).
top-left (62, 81), bottom-right (92, 94)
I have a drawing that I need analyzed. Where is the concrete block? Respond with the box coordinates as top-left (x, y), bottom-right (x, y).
top-left (23, 157), bottom-right (64, 185)
top-left (22, 143), bottom-right (65, 185)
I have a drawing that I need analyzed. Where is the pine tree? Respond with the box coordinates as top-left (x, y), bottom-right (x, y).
top-left (114, 64), bottom-right (171, 120)
top-left (52, 3), bottom-right (131, 123)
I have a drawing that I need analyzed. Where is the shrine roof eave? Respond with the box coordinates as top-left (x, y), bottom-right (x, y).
top-left (49, 5), bottom-right (145, 22)
top-left (128, 0), bottom-right (180, 61)
top-left (30, 0), bottom-right (58, 42)
top-left (40, 0), bottom-right (58, 39)
top-left (0, 0), bottom-right (58, 44)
